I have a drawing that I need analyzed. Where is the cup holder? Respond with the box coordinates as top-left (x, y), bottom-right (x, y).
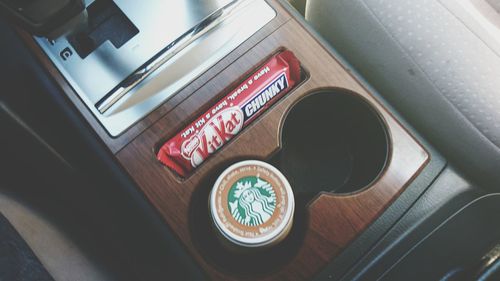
top-left (190, 89), bottom-right (389, 277)
top-left (189, 160), bottom-right (308, 277)
top-left (275, 89), bottom-right (389, 197)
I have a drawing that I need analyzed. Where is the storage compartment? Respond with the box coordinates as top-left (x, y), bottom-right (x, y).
top-left (275, 90), bottom-right (388, 198)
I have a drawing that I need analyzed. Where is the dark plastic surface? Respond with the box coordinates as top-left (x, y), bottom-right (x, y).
top-left (0, 0), bottom-right (85, 37)
top-left (381, 194), bottom-right (500, 281)
top-left (335, 166), bottom-right (483, 281)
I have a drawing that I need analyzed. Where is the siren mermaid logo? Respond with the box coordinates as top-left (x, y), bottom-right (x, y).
top-left (228, 176), bottom-right (276, 226)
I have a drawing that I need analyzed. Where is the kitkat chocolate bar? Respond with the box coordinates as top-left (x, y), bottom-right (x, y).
top-left (157, 50), bottom-right (301, 177)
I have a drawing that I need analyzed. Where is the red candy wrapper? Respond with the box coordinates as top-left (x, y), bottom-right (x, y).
top-left (157, 50), bottom-right (301, 177)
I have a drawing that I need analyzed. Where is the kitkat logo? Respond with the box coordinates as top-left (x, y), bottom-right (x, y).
top-left (182, 107), bottom-right (244, 167)
top-left (181, 136), bottom-right (201, 160)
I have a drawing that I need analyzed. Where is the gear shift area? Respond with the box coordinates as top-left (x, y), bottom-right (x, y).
top-left (69, 0), bottom-right (138, 58)
top-left (33, 0), bottom-right (276, 136)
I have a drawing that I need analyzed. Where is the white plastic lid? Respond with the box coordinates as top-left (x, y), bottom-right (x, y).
top-left (209, 160), bottom-right (295, 247)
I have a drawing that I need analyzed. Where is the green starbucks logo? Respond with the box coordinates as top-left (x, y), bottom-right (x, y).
top-left (228, 176), bottom-right (276, 226)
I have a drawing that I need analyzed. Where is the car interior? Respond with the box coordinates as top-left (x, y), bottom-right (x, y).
top-left (1, 0), bottom-right (499, 280)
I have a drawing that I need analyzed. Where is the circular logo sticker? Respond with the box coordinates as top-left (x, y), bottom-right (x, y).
top-left (210, 160), bottom-right (295, 247)
top-left (227, 176), bottom-right (277, 227)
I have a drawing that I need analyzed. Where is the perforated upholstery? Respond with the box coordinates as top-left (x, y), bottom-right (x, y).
top-left (305, 0), bottom-right (500, 186)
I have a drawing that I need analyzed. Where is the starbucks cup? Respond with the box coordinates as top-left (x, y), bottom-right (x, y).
top-left (209, 160), bottom-right (295, 248)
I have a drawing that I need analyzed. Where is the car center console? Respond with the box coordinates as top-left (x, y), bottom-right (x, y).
top-left (19, 1), bottom-right (431, 280)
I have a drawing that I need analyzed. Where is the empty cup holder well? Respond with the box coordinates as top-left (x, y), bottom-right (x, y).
top-left (272, 89), bottom-right (389, 199)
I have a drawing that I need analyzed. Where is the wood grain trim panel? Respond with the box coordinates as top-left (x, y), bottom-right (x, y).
top-left (116, 12), bottom-right (429, 281)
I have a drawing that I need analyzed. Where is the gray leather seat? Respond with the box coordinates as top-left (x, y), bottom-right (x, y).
top-left (304, 0), bottom-right (500, 187)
